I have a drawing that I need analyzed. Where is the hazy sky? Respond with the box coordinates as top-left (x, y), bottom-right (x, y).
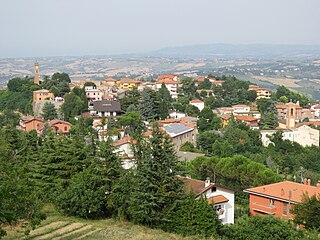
top-left (1, 0), bottom-right (320, 57)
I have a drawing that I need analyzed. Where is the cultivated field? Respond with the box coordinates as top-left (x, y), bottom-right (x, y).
top-left (3, 205), bottom-right (214, 240)
top-left (251, 76), bottom-right (302, 88)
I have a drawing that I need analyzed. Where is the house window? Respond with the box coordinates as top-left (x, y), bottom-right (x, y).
top-left (64, 127), bottom-right (67, 131)
top-left (214, 204), bottom-right (225, 215)
top-left (269, 199), bottom-right (275, 207)
top-left (290, 108), bottom-right (294, 116)
top-left (283, 203), bottom-right (287, 215)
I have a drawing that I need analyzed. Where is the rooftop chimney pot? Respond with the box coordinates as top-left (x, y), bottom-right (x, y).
top-left (205, 177), bottom-right (211, 187)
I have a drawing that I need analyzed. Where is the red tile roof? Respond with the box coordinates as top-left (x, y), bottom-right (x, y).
top-left (157, 79), bottom-right (179, 84)
top-left (190, 99), bottom-right (204, 103)
top-left (235, 115), bottom-right (258, 122)
top-left (245, 181), bottom-right (320, 203)
top-left (49, 119), bottom-right (72, 127)
top-left (197, 77), bottom-right (206, 82)
top-left (118, 78), bottom-right (141, 84)
top-left (112, 136), bottom-right (137, 147)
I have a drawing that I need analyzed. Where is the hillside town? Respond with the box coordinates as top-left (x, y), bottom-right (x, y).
top-left (1, 61), bottom-right (320, 238)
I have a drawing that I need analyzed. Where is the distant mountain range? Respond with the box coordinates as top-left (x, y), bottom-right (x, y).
top-left (150, 44), bottom-right (320, 60)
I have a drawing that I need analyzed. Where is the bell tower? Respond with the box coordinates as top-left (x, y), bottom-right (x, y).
top-left (286, 102), bottom-right (297, 128)
top-left (34, 62), bottom-right (40, 85)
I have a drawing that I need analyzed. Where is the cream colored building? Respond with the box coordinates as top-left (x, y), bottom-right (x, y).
top-left (261, 125), bottom-right (319, 147)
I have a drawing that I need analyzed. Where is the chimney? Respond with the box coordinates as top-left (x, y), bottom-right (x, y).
top-left (304, 178), bottom-right (307, 185)
top-left (317, 180), bottom-right (320, 188)
top-left (205, 177), bottom-right (211, 187)
top-left (281, 188), bottom-right (285, 196)
top-left (307, 179), bottom-right (311, 186)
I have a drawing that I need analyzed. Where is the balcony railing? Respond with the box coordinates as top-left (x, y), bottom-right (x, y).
top-left (252, 202), bottom-right (276, 215)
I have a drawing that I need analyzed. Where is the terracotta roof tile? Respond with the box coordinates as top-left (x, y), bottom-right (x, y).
top-left (190, 99), bottom-right (204, 103)
top-left (118, 78), bottom-right (141, 84)
top-left (245, 181), bottom-right (320, 203)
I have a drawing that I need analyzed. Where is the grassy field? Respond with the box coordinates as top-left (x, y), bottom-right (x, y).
top-left (3, 205), bottom-right (216, 240)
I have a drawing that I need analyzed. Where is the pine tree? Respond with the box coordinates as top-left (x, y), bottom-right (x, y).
top-left (41, 102), bottom-right (57, 120)
top-left (138, 88), bottom-right (159, 120)
top-left (128, 123), bottom-right (184, 227)
top-left (56, 140), bottom-right (123, 219)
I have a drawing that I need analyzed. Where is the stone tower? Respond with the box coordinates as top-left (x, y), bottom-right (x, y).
top-left (34, 62), bottom-right (40, 85)
top-left (286, 101), bottom-right (297, 128)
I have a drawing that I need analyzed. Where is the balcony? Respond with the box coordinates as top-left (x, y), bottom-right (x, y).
top-left (252, 202), bottom-right (276, 215)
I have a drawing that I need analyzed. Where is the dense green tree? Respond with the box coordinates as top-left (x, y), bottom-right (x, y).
top-left (188, 155), bottom-right (281, 190)
top-left (127, 124), bottom-right (184, 227)
top-left (185, 104), bottom-right (200, 117)
top-left (83, 82), bottom-right (97, 88)
top-left (197, 131), bottom-right (221, 154)
top-left (223, 215), bottom-right (302, 240)
top-left (180, 78), bottom-right (196, 97)
top-left (118, 111), bottom-right (145, 137)
top-left (31, 135), bottom-right (93, 200)
top-left (292, 193), bottom-right (320, 230)
top-left (198, 79), bottom-right (212, 90)
top-left (212, 141), bottom-right (234, 157)
top-left (120, 87), bottom-right (140, 112)
top-left (41, 102), bottom-right (58, 120)
top-left (138, 88), bottom-right (159, 120)
top-left (247, 90), bottom-right (257, 102)
top-left (0, 110), bottom-right (20, 128)
top-left (163, 194), bottom-right (221, 237)
top-left (60, 92), bottom-right (87, 121)
top-left (180, 141), bottom-right (196, 152)
top-left (275, 85), bottom-right (310, 107)
top-left (0, 130), bottom-right (45, 236)
top-left (51, 72), bottom-right (71, 83)
top-left (158, 83), bottom-right (172, 119)
top-left (41, 72), bottom-right (71, 97)
top-left (56, 141), bottom-right (122, 219)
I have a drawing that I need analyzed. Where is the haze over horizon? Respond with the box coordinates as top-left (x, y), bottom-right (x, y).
top-left (1, 0), bottom-right (320, 58)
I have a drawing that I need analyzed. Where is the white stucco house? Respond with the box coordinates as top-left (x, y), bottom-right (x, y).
top-left (156, 74), bottom-right (179, 99)
top-left (232, 104), bottom-right (250, 116)
top-left (190, 99), bottom-right (205, 111)
top-left (260, 125), bottom-right (319, 147)
top-left (85, 86), bottom-right (103, 102)
top-left (178, 176), bottom-right (235, 224)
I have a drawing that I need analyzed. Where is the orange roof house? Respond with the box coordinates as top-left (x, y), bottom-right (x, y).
top-left (244, 180), bottom-right (320, 220)
top-left (18, 116), bottom-right (72, 135)
top-left (18, 115), bottom-right (45, 133)
top-left (48, 119), bottom-right (72, 135)
top-left (156, 74), bottom-right (179, 98)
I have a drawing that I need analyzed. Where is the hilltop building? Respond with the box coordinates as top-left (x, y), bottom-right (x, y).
top-left (33, 89), bottom-right (55, 101)
top-left (248, 85), bottom-right (271, 99)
